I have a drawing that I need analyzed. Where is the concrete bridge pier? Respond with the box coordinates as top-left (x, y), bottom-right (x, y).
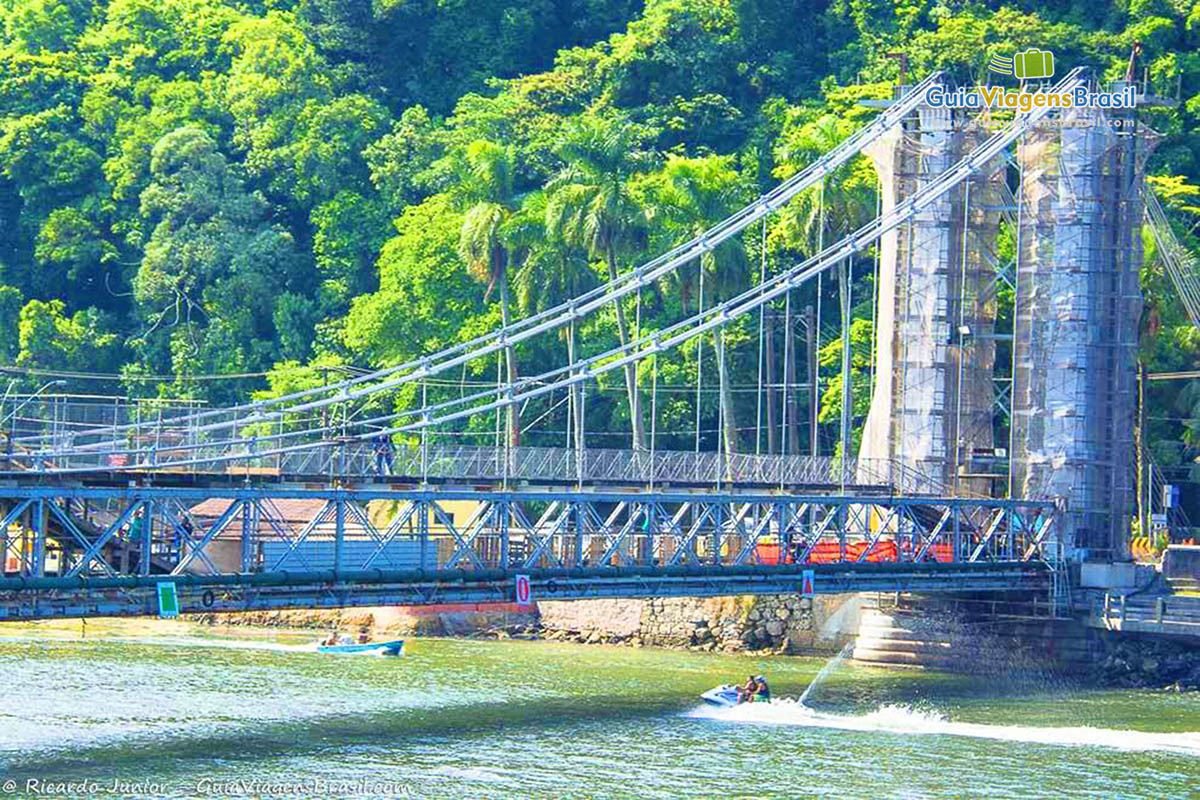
top-left (851, 593), bottom-right (1101, 674)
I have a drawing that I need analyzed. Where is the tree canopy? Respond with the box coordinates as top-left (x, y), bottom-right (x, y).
top-left (1, 0), bottom-right (1199, 466)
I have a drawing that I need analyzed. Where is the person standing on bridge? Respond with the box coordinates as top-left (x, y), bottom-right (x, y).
top-left (373, 431), bottom-right (395, 477)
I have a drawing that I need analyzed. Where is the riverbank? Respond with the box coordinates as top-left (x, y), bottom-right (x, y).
top-left (537, 594), bottom-right (856, 654)
top-left (1091, 634), bottom-right (1200, 691)
top-left (187, 595), bottom-right (1200, 689)
top-left (190, 593), bottom-right (860, 656)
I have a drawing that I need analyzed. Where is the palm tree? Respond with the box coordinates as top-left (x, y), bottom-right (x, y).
top-left (508, 190), bottom-right (599, 452)
top-left (509, 191), bottom-right (598, 318)
top-left (648, 154), bottom-right (751, 456)
top-left (454, 139), bottom-right (521, 446)
top-left (545, 113), bottom-right (654, 451)
top-left (774, 114), bottom-right (875, 253)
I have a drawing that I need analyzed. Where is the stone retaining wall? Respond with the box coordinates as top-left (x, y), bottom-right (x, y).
top-left (1091, 633), bottom-right (1200, 689)
top-left (538, 594), bottom-right (859, 654)
top-left (192, 603), bottom-right (538, 638)
top-left (195, 594), bottom-right (862, 656)
top-left (852, 605), bottom-right (1104, 674)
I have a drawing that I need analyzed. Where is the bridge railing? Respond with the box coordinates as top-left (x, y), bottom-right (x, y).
top-left (8, 437), bottom-right (945, 494)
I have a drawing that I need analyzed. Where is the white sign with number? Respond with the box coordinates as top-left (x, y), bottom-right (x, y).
top-left (515, 573), bottom-right (533, 606)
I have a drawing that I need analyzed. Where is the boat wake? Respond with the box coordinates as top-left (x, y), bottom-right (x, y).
top-left (141, 636), bottom-right (404, 656)
top-left (110, 636), bottom-right (319, 654)
top-left (687, 700), bottom-right (1200, 756)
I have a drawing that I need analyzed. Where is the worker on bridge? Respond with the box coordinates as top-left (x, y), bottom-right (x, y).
top-left (372, 432), bottom-right (395, 476)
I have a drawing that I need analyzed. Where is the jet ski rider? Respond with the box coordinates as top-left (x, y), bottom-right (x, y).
top-left (752, 675), bottom-right (770, 703)
top-left (737, 675), bottom-right (757, 703)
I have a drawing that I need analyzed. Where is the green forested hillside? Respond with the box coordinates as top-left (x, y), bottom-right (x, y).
top-left (2, 0), bottom-right (1200, 460)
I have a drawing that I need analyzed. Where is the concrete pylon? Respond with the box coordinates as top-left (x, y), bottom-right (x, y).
top-left (859, 107), bottom-right (1001, 496)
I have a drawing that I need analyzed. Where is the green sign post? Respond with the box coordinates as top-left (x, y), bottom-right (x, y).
top-left (156, 581), bottom-right (179, 618)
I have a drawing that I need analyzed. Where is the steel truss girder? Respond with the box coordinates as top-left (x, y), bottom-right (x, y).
top-left (0, 484), bottom-right (1058, 619)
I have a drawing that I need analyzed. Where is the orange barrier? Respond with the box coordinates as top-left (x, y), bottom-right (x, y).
top-left (925, 542), bottom-right (954, 563)
top-left (754, 542), bottom-right (788, 564)
top-left (754, 539), bottom-right (957, 564)
top-left (805, 542), bottom-right (843, 564)
top-left (855, 541), bottom-right (899, 562)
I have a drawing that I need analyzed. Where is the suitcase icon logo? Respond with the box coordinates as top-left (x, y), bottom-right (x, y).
top-left (989, 49), bottom-right (1055, 80)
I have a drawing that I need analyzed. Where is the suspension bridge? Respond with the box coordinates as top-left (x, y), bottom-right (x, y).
top-left (0, 66), bottom-right (1178, 620)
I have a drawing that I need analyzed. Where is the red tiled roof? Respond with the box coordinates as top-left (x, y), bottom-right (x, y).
top-left (187, 498), bottom-right (374, 540)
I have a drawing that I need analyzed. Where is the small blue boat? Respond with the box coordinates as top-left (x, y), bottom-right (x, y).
top-left (317, 639), bottom-right (404, 656)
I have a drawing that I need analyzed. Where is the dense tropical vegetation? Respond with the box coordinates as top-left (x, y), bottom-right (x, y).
top-left (2, 0), bottom-right (1200, 466)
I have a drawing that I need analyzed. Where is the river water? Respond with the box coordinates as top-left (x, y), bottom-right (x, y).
top-left (1, 620), bottom-right (1198, 798)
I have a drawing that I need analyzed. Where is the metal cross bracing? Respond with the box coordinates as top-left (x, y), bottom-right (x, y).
top-left (5, 69), bottom-right (1090, 481)
top-left (0, 484), bottom-right (1058, 620)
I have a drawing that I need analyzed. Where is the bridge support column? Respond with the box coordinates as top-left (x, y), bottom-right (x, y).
top-left (499, 499), bottom-right (510, 569)
top-left (333, 497), bottom-right (345, 576)
top-left (1012, 101), bottom-right (1152, 559)
top-left (32, 499), bottom-right (45, 578)
top-left (141, 500), bottom-right (154, 577)
top-left (418, 499), bottom-right (430, 570)
top-left (859, 107), bottom-right (1002, 494)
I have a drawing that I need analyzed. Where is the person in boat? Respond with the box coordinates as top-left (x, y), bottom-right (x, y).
top-left (737, 675), bottom-right (757, 704)
top-left (752, 675), bottom-right (770, 703)
top-left (357, 629), bottom-right (371, 644)
top-left (322, 631), bottom-right (340, 646)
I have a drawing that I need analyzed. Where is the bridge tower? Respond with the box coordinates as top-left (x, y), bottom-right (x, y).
top-left (1012, 97), bottom-right (1152, 560)
top-left (859, 103), bottom-right (1005, 495)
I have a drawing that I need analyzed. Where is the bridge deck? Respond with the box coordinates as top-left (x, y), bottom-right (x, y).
top-left (1, 444), bottom-right (948, 495)
top-left (0, 481), bottom-right (1061, 620)
top-left (0, 467), bottom-right (898, 496)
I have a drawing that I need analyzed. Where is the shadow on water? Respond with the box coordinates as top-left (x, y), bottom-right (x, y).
top-left (1, 693), bottom-right (690, 781)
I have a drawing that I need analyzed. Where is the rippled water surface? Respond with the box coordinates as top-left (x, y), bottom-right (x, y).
top-left (1, 619), bottom-right (1198, 797)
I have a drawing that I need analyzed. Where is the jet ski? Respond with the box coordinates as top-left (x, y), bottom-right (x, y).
top-left (700, 684), bottom-right (742, 707)
top-left (701, 676), bottom-right (770, 707)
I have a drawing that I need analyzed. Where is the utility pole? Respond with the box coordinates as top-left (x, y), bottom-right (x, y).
top-left (782, 300), bottom-right (799, 455)
top-left (804, 304), bottom-right (818, 457)
top-left (838, 258), bottom-right (852, 487)
top-left (764, 309), bottom-right (778, 455)
top-left (1137, 362), bottom-right (1149, 543)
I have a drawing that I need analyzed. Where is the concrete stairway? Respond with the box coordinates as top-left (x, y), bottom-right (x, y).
top-left (853, 599), bottom-right (1100, 672)
top-left (852, 606), bottom-right (960, 669)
